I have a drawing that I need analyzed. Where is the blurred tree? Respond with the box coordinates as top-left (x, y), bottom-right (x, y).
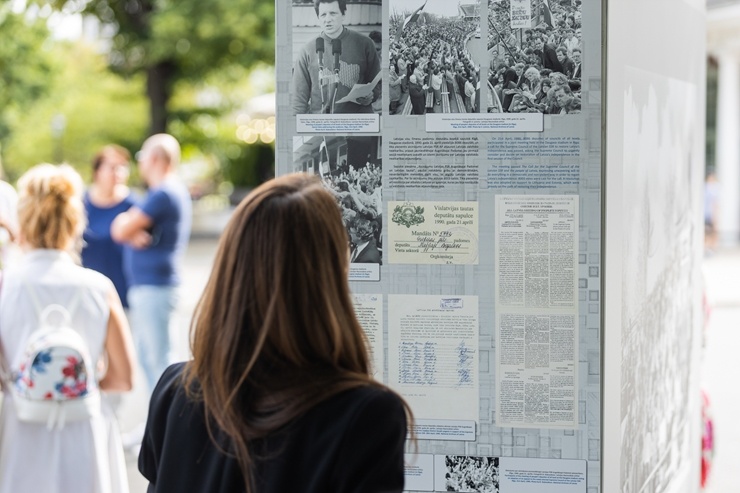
top-left (0, 6), bottom-right (56, 172)
top-left (3, 42), bottom-right (148, 181)
top-left (37, 0), bottom-right (275, 135)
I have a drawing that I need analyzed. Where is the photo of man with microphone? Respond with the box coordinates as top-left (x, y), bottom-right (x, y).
top-left (291, 0), bottom-right (382, 115)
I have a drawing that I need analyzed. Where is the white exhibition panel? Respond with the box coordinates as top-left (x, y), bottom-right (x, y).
top-left (603, 0), bottom-right (706, 492)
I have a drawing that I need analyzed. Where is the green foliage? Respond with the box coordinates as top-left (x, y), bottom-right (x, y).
top-left (3, 42), bottom-right (148, 181)
top-left (42, 0), bottom-right (277, 76)
top-left (148, 0), bottom-right (275, 77)
top-left (0, 7), bottom-right (56, 170)
top-left (8, 0), bottom-right (277, 188)
top-left (221, 143), bottom-right (274, 190)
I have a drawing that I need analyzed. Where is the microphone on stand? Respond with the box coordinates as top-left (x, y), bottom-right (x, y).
top-left (315, 37), bottom-right (325, 106)
top-left (332, 38), bottom-right (342, 73)
top-left (326, 38), bottom-right (342, 114)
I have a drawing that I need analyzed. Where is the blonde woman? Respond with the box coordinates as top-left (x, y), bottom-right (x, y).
top-left (0, 164), bottom-right (135, 493)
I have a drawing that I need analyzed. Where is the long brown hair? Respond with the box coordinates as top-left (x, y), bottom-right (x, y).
top-left (184, 173), bottom-right (407, 491)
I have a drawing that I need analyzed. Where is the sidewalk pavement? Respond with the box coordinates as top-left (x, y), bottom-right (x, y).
top-left (701, 247), bottom-right (740, 492)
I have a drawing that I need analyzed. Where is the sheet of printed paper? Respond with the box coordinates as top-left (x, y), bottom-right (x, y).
top-left (352, 294), bottom-right (384, 381)
top-left (335, 71), bottom-right (383, 105)
top-left (388, 201), bottom-right (479, 265)
top-left (404, 454), bottom-right (435, 492)
top-left (499, 457), bottom-right (587, 492)
top-left (494, 196), bottom-right (579, 428)
top-left (494, 196), bottom-right (579, 310)
top-left (388, 295), bottom-right (479, 422)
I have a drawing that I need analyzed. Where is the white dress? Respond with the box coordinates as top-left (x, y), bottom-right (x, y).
top-left (0, 249), bottom-right (128, 493)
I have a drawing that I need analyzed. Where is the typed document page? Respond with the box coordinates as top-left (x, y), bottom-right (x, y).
top-left (495, 196), bottom-right (579, 428)
top-left (495, 196), bottom-right (578, 309)
top-left (352, 294), bottom-right (384, 381)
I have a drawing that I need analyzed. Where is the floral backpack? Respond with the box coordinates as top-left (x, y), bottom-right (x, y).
top-left (11, 285), bottom-right (100, 430)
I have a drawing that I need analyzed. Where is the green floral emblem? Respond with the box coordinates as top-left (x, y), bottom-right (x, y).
top-left (392, 204), bottom-right (425, 228)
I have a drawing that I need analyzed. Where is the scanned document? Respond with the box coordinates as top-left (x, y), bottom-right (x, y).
top-left (495, 196), bottom-right (579, 428)
top-left (495, 196), bottom-right (578, 309)
top-left (388, 295), bottom-right (479, 422)
top-left (353, 294), bottom-right (384, 381)
top-left (388, 201), bottom-right (479, 265)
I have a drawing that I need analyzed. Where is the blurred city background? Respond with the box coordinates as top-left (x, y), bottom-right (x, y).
top-left (0, 0), bottom-right (276, 224)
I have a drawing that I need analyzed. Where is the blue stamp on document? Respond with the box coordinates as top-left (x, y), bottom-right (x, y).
top-left (440, 298), bottom-right (463, 309)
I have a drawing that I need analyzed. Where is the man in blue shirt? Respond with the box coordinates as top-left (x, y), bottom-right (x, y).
top-left (112, 133), bottom-right (192, 392)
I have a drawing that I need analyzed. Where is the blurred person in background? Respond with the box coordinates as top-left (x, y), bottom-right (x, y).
top-left (705, 172), bottom-right (720, 252)
top-left (82, 145), bottom-right (137, 309)
top-left (0, 164), bottom-right (135, 493)
top-left (112, 134), bottom-right (192, 397)
top-left (139, 173), bottom-right (410, 492)
top-left (0, 162), bottom-right (18, 269)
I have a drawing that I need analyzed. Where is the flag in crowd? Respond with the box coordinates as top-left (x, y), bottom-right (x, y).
top-left (542, 0), bottom-right (554, 28)
top-left (319, 137), bottom-right (330, 176)
top-left (403, 0), bottom-right (427, 29)
top-left (395, 0), bottom-right (427, 40)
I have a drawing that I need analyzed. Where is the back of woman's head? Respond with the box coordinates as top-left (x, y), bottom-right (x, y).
top-left (17, 164), bottom-right (84, 251)
top-left (187, 173), bottom-right (381, 489)
top-left (187, 174), bottom-right (375, 460)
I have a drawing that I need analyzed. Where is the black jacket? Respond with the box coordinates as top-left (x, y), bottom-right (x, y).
top-left (139, 363), bottom-right (408, 493)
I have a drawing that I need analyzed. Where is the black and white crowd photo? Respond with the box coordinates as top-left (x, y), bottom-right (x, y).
top-left (444, 456), bottom-right (500, 493)
top-left (389, 0), bottom-right (483, 115)
top-left (291, 0), bottom-right (383, 115)
top-left (293, 136), bottom-right (383, 265)
top-left (487, 0), bottom-right (582, 114)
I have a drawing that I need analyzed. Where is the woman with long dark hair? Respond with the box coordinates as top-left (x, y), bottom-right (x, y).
top-left (139, 173), bottom-right (411, 492)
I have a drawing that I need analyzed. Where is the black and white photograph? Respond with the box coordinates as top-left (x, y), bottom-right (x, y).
top-left (293, 136), bottom-right (383, 266)
top-left (487, 0), bottom-right (582, 114)
top-left (389, 0), bottom-right (483, 115)
top-left (443, 456), bottom-right (500, 493)
top-left (291, 0), bottom-right (382, 116)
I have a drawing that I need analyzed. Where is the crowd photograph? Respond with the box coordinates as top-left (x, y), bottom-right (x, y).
top-left (389, 0), bottom-right (482, 115)
top-left (444, 455), bottom-right (500, 492)
top-left (487, 0), bottom-right (582, 114)
top-left (293, 136), bottom-right (383, 265)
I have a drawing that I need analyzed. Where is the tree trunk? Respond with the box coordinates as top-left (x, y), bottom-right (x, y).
top-left (146, 61), bottom-right (175, 135)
